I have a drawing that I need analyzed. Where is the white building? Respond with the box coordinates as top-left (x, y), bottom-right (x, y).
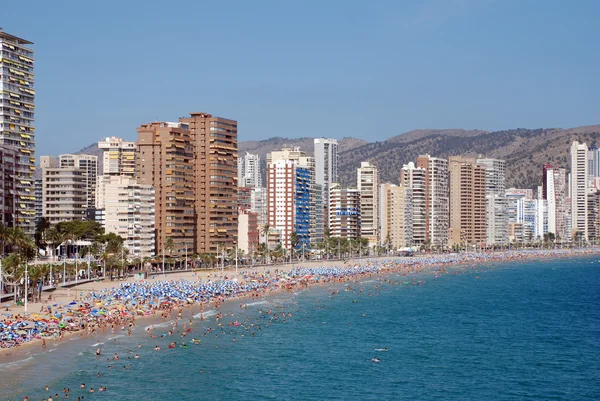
top-left (98, 136), bottom-right (136, 177)
top-left (59, 154), bottom-right (98, 210)
top-left (314, 138), bottom-right (338, 229)
top-left (357, 162), bottom-right (379, 246)
top-left (544, 166), bottom-right (567, 240)
top-left (41, 156), bottom-right (88, 224)
top-left (238, 152), bottom-right (262, 188)
top-left (103, 176), bottom-right (155, 259)
top-left (570, 141), bottom-right (589, 240)
top-left (400, 162), bottom-right (426, 246)
top-left (250, 187), bottom-right (268, 228)
top-left (477, 158), bottom-right (508, 246)
top-left (416, 155), bottom-right (449, 249)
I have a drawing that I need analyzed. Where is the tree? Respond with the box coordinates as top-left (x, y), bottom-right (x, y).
top-left (260, 224), bottom-right (271, 262)
top-left (34, 217), bottom-right (51, 251)
top-left (164, 237), bottom-right (175, 270)
top-left (290, 231), bottom-right (300, 259)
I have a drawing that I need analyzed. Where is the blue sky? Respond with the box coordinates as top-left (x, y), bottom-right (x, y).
top-left (2, 0), bottom-right (599, 157)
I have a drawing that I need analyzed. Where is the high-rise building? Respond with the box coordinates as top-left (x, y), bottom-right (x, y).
top-left (102, 176), bottom-right (155, 259)
top-left (357, 162), bottom-right (379, 246)
top-left (238, 152), bottom-right (261, 188)
top-left (237, 208), bottom-right (259, 256)
top-left (250, 187), bottom-right (267, 228)
top-left (179, 112), bottom-right (238, 254)
top-left (588, 148), bottom-right (600, 182)
top-left (448, 157), bottom-right (487, 248)
top-left (0, 146), bottom-right (20, 226)
top-left (399, 162), bottom-right (426, 247)
top-left (59, 154), bottom-right (98, 210)
top-left (314, 138), bottom-right (338, 230)
top-left (41, 156), bottom-right (88, 224)
top-left (542, 164), bottom-right (567, 240)
top-left (416, 155), bottom-right (449, 249)
top-left (477, 158), bottom-right (508, 246)
top-left (0, 29), bottom-right (36, 234)
top-left (570, 141), bottom-right (589, 240)
top-left (328, 183), bottom-right (360, 239)
top-left (266, 148), bottom-right (314, 249)
top-left (136, 121), bottom-right (195, 256)
top-left (98, 137), bottom-right (136, 177)
top-left (379, 183), bottom-right (412, 250)
top-left (587, 189), bottom-right (600, 243)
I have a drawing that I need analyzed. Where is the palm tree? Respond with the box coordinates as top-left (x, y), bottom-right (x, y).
top-left (260, 224), bottom-right (271, 263)
top-left (164, 237), bottom-right (175, 271)
top-left (0, 222), bottom-right (10, 256)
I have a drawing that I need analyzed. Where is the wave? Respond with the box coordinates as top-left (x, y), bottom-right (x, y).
top-left (193, 310), bottom-right (217, 319)
top-left (244, 300), bottom-right (269, 307)
top-left (0, 356), bottom-right (34, 367)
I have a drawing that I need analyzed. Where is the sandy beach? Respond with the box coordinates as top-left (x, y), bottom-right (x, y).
top-left (1, 248), bottom-right (599, 360)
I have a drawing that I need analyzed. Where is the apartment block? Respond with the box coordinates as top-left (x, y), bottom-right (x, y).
top-left (314, 138), bottom-right (338, 230)
top-left (448, 157), bottom-right (487, 248)
top-left (136, 121), bottom-right (195, 256)
top-left (250, 187), bottom-right (267, 228)
top-left (328, 183), bottom-right (360, 238)
top-left (570, 141), bottom-right (589, 240)
top-left (103, 176), bottom-right (155, 259)
top-left (0, 145), bottom-right (19, 226)
top-left (477, 158), bottom-right (508, 246)
top-left (543, 164), bottom-right (567, 240)
top-left (41, 156), bottom-right (88, 224)
top-left (238, 208), bottom-right (259, 256)
top-left (59, 154), bottom-right (98, 210)
top-left (380, 183), bottom-right (412, 250)
top-left (357, 162), bottom-right (379, 246)
top-left (416, 155), bottom-right (449, 249)
top-left (400, 162), bottom-right (426, 247)
top-left (179, 112), bottom-right (238, 254)
top-left (238, 151), bottom-right (261, 188)
top-left (0, 29), bottom-right (36, 234)
top-left (98, 136), bottom-right (136, 177)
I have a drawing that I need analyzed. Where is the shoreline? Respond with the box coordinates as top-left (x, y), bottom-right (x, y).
top-left (1, 248), bottom-right (599, 362)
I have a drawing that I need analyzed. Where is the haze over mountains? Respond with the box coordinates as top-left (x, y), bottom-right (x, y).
top-left (74, 124), bottom-right (600, 190)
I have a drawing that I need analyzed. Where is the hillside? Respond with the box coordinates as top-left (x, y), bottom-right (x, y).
top-left (71, 124), bottom-right (600, 190)
top-left (337, 125), bottom-right (600, 189)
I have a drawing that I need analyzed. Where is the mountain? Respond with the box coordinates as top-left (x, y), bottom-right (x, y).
top-left (337, 125), bottom-right (600, 189)
top-left (70, 124), bottom-right (600, 190)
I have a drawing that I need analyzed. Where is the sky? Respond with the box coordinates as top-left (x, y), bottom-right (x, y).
top-left (2, 0), bottom-right (600, 158)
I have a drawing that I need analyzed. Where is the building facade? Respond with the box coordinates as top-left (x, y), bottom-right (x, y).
top-left (448, 157), bottom-right (487, 248)
top-left (59, 154), bottom-right (98, 210)
top-left (357, 162), bottom-right (379, 246)
top-left (238, 152), bottom-right (261, 188)
top-left (380, 183), bottom-right (412, 250)
top-left (98, 136), bottom-right (136, 177)
top-left (543, 164), bottom-right (567, 240)
top-left (41, 156), bottom-right (88, 224)
top-left (314, 138), bottom-right (338, 231)
top-left (103, 176), bottom-right (155, 259)
top-left (328, 183), bottom-right (360, 239)
top-left (416, 155), bottom-right (449, 249)
top-left (0, 145), bottom-right (19, 226)
top-left (570, 141), bottom-right (589, 240)
top-left (179, 112), bottom-right (238, 254)
top-left (136, 121), bottom-right (195, 257)
top-left (477, 158), bottom-right (508, 246)
top-left (0, 29), bottom-right (36, 234)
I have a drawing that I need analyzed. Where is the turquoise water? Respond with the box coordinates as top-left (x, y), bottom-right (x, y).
top-left (2, 256), bottom-right (600, 400)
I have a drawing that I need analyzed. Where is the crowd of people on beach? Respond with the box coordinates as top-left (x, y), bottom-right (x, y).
top-left (1, 248), bottom-right (597, 353)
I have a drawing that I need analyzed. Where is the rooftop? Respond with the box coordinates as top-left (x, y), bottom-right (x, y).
top-left (0, 28), bottom-right (33, 45)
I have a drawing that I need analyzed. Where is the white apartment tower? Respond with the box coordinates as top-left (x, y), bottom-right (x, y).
top-left (544, 165), bottom-right (567, 240)
top-left (59, 154), bottom-right (98, 209)
top-left (41, 156), bottom-right (88, 224)
top-left (103, 176), bottom-right (155, 259)
top-left (0, 29), bottom-right (36, 234)
top-left (357, 162), bottom-right (379, 246)
top-left (570, 141), bottom-right (589, 240)
top-left (238, 152), bottom-right (262, 188)
top-left (477, 158), bottom-right (508, 246)
top-left (416, 155), bottom-right (449, 249)
top-left (314, 138), bottom-right (338, 227)
top-left (98, 137), bottom-right (136, 177)
top-left (399, 162), bottom-right (426, 247)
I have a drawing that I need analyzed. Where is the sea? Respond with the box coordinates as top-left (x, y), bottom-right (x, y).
top-left (1, 256), bottom-right (599, 401)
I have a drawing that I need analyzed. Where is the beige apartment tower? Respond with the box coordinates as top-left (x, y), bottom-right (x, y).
top-left (416, 154), bottom-right (449, 249)
top-left (357, 162), bottom-right (379, 246)
top-left (136, 122), bottom-right (195, 257)
top-left (179, 112), bottom-right (238, 254)
top-left (448, 156), bottom-right (487, 248)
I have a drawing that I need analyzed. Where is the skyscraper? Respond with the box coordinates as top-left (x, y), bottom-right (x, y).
top-left (0, 29), bottom-right (35, 234)
top-left (59, 154), bottom-right (98, 210)
top-left (399, 162), bottom-right (426, 247)
top-left (477, 158), bottom-right (508, 246)
top-left (179, 112), bottom-right (238, 254)
top-left (238, 152), bottom-right (262, 188)
top-left (416, 155), bottom-right (449, 249)
top-left (357, 162), bottom-right (379, 246)
top-left (379, 183), bottom-right (412, 250)
top-left (542, 164), bottom-right (567, 240)
top-left (314, 138), bottom-right (338, 228)
top-left (266, 147), bottom-right (314, 249)
top-left (136, 121), bottom-right (195, 257)
top-left (570, 141), bottom-right (589, 240)
top-left (328, 183), bottom-right (361, 239)
top-left (448, 157), bottom-right (487, 248)
top-left (0, 146), bottom-right (20, 227)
